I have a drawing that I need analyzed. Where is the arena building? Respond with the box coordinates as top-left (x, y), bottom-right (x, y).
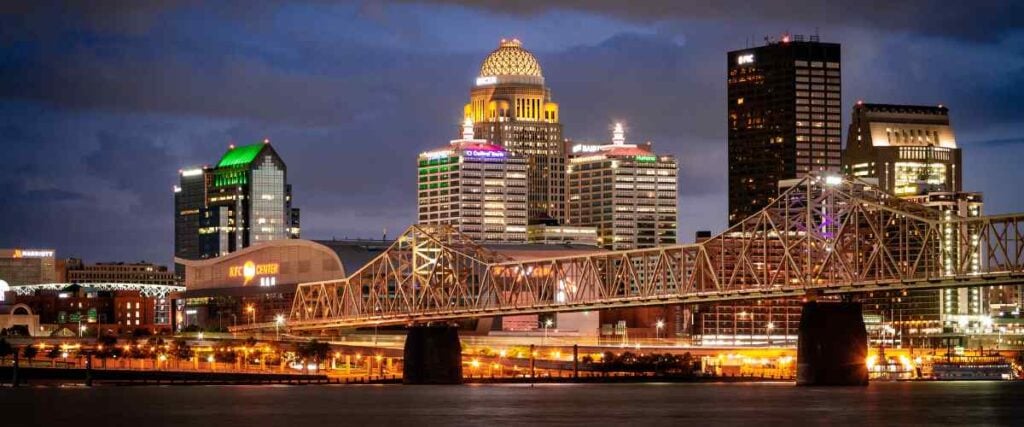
top-left (174, 239), bottom-right (351, 331)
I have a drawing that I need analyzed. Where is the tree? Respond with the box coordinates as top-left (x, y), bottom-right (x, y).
top-left (98, 333), bottom-right (118, 347)
top-left (214, 347), bottom-right (238, 364)
top-left (22, 345), bottom-right (39, 364)
top-left (172, 339), bottom-right (193, 361)
top-left (0, 338), bottom-right (13, 364)
top-left (295, 340), bottom-right (330, 373)
top-left (45, 346), bottom-right (61, 367)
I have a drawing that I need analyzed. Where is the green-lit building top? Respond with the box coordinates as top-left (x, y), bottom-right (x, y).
top-left (216, 143), bottom-right (265, 168)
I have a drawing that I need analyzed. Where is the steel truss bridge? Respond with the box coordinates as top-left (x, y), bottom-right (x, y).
top-left (240, 175), bottom-right (1024, 332)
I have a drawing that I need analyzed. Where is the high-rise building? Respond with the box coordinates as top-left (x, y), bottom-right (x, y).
top-left (417, 120), bottom-right (529, 243)
top-left (843, 103), bottom-right (961, 196)
top-left (174, 166), bottom-right (207, 276)
top-left (728, 36), bottom-right (842, 225)
top-left (843, 102), bottom-right (987, 340)
top-left (567, 124), bottom-right (678, 251)
top-left (465, 39), bottom-right (566, 224)
top-left (174, 141), bottom-right (301, 266)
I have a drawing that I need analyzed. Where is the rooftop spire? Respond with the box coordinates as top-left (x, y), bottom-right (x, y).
top-left (462, 118), bottom-right (474, 140)
top-left (612, 122), bottom-right (625, 145)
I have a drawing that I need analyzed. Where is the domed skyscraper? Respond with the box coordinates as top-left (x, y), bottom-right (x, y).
top-left (465, 39), bottom-right (565, 223)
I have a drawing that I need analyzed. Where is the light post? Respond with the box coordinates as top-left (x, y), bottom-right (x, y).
top-left (655, 320), bottom-right (665, 342)
top-left (766, 322), bottom-right (775, 347)
top-left (245, 304), bottom-right (255, 325)
top-left (542, 319), bottom-right (553, 345)
top-left (274, 314), bottom-right (285, 341)
top-left (736, 311), bottom-right (748, 346)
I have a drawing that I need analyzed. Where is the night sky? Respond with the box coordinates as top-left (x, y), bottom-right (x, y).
top-left (1, 1), bottom-right (1022, 265)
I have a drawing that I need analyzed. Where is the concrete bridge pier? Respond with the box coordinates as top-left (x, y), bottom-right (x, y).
top-left (796, 301), bottom-right (869, 386)
top-left (403, 324), bottom-right (462, 385)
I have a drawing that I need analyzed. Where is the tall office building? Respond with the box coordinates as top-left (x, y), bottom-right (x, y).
top-left (465, 39), bottom-right (566, 223)
top-left (705, 35), bottom-right (840, 345)
top-left (843, 103), bottom-right (961, 196)
top-left (417, 120), bottom-right (529, 243)
top-left (728, 35), bottom-right (842, 225)
top-left (843, 103), bottom-right (986, 337)
top-left (174, 141), bottom-right (301, 267)
top-left (174, 167), bottom-right (207, 276)
top-left (565, 124), bottom-right (679, 338)
top-left (567, 124), bottom-right (678, 250)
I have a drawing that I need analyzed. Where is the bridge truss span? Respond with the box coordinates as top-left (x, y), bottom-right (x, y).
top-left (280, 175), bottom-right (1024, 332)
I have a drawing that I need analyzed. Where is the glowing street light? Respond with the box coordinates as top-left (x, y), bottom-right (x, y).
top-left (245, 304), bottom-right (256, 324)
top-left (766, 322), bottom-right (775, 346)
top-left (542, 318), bottom-right (554, 345)
top-left (655, 319), bottom-right (665, 341)
top-left (274, 314), bottom-right (285, 340)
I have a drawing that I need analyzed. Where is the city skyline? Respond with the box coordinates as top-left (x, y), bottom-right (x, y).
top-left (2, 2), bottom-right (1023, 265)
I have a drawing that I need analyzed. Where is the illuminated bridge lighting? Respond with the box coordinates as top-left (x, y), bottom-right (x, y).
top-left (11, 283), bottom-right (185, 298)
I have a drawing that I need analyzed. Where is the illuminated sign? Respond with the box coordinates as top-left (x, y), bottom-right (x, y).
top-left (464, 149), bottom-right (506, 159)
top-left (229, 261), bottom-right (280, 285)
top-left (180, 168), bottom-right (203, 177)
top-left (421, 150), bottom-right (451, 160)
top-left (634, 155), bottom-right (657, 163)
top-left (475, 76), bottom-right (497, 86)
top-left (737, 54), bottom-right (754, 65)
top-left (572, 144), bottom-right (603, 154)
top-left (13, 249), bottom-right (54, 258)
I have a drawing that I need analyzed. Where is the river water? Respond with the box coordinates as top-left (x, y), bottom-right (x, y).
top-left (3, 381), bottom-right (1022, 425)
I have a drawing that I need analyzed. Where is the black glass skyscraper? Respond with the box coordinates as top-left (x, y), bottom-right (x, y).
top-left (727, 36), bottom-right (841, 225)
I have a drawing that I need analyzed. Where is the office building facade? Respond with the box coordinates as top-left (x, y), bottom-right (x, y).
top-left (0, 249), bottom-right (57, 287)
top-left (174, 141), bottom-right (301, 268)
top-left (417, 120), bottom-right (529, 243)
top-left (843, 103), bottom-right (961, 196)
top-left (567, 124), bottom-right (678, 251)
top-left (728, 36), bottom-right (841, 224)
top-left (466, 39), bottom-right (566, 223)
top-left (843, 102), bottom-right (988, 340)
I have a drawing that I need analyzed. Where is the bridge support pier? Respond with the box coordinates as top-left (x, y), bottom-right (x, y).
top-left (403, 324), bottom-right (462, 385)
top-left (797, 301), bottom-right (868, 386)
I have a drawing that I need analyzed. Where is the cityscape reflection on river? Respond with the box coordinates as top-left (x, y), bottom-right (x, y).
top-left (5, 382), bottom-right (1024, 425)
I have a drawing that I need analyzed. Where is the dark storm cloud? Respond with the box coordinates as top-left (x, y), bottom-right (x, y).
top-left (403, 0), bottom-right (1024, 42)
top-left (83, 130), bottom-right (177, 215)
top-left (0, 1), bottom-right (1022, 263)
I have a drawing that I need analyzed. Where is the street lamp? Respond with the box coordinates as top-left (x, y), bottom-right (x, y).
top-left (766, 322), bottom-right (775, 346)
top-left (274, 314), bottom-right (285, 340)
top-left (655, 320), bottom-right (665, 341)
top-left (542, 319), bottom-right (554, 345)
top-left (245, 304), bottom-right (255, 324)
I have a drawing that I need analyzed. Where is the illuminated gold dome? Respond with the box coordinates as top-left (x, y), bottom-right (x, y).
top-left (479, 38), bottom-right (543, 78)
